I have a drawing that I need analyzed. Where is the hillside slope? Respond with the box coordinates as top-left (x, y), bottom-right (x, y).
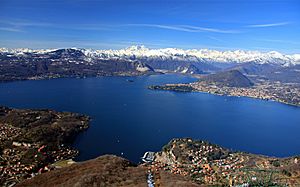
top-left (18, 155), bottom-right (201, 187)
top-left (0, 49), bottom-right (154, 82)
top-left (199, 70), bottom-right (253, 87)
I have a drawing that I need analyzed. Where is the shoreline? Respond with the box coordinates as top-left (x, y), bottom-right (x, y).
top-left (195, 89), bottom-right (300, 108)
top-left (6, 72), bottom-right (299, 110)
top-left (1, 105), bottom-right (299, 186)
top-left (149, 83), bottom-right (300, 108)
top-left (0, 71), bottom-right (161, 83)
top-left (0, 106), bottom-right (90, 186)
top-left (16, 138), bottom-right (300, 187)
top-left (0, 71), bottom-right (196, 84)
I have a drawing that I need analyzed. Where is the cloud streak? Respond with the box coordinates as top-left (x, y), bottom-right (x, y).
top-left (0, 27), bottom-right (22, 32)
top-left (0, 19), bottom-right (52, 33)
top-left (246, 22), bottom-right (290, 28)
top-left (0, 20), bottom-right (52, 27)
top-left (122, 24), bottom-right (239, 34)
top-left (0, 18), bottom-right (290, 35)
top-left (2, 20), bottom-right (238, 34)
top-left (259, 39), bottom-right (300, 45)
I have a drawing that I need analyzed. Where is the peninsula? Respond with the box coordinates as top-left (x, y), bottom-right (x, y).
top-left (0, 106), bottom-right (89, 186)
top-left (150, 70), bottom-right (300, 107)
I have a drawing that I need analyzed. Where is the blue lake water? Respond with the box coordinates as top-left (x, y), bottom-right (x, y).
top-left (0, 74), bottom-right (300, 163)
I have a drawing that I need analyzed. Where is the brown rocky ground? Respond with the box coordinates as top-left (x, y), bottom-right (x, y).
top-left (17, 155), bottom-right (201, 187)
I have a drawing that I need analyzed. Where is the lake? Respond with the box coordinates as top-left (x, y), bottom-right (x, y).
top-left (0, 74), bottom-right (300, 163)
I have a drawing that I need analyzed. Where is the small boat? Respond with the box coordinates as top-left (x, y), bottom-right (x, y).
top-left (126, 79), bottom-right (134, 82)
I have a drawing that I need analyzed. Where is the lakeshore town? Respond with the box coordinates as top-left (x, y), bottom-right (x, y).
top-left (156, 80), bottom-right (300, 107)
top-left (0, 107), bottom-right (89, 186)
top-left (191, 81), bottom-right (300, 106)
top-left (147, 138), bottom-right (300, 186)
top-left (0, 123), bottom-right (79, 186)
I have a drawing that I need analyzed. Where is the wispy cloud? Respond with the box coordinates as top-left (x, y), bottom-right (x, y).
top-left (246, 22), bottom-right (290, 28)
top-left (177, 25), bottom-right (239, 34)
top-left (258, 39), bottom-right (300, 45)
top-left (122, 24), bottom-right (239, 34)
top-left (0, 19), bottom-right (52, 33)
top-left (0, 19), bottom-right (52, 27)
top-left (0, 18), bottom-right (239, 34)
top-left (0, 27), bottom-right (22, 32)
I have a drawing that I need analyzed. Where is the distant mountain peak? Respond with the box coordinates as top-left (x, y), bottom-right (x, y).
top-left (125, 45), bottom-right (148, 51)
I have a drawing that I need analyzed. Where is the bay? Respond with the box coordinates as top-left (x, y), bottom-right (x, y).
top-left (0, 74), bottom-right (299, 163)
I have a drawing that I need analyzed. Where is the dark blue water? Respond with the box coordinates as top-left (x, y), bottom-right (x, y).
top-left (0, 74), bottom-right (300, 163)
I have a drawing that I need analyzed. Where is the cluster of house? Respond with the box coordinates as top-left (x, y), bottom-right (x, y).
top-left (1, 143), bottom-right (79, 185)
top-left (263, 82), bottom-right (300, 105)
top-left (151, 139), bottom-right (255, 185)
top-left (51, 146), bottom-right (79, 162)
top-left (0, 124), bottom-right (80, 186)
top-left (188, 148), bottom-right (249, 184)
top-left (191, 81), bottom-right (272, 100)
top-left (0, 123), bottom-right (22, 142)
top-left (1, 145), bottom-right (39, 185)
top-left (150, 162), bottom-right (190, 177)
top-left (190, 81), bottom-right (300, 106)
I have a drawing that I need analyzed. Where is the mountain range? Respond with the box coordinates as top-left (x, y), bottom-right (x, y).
top-left (1, 46), bottom-right (300, 83)
top-left (2, 45), bottom-right (300, 66)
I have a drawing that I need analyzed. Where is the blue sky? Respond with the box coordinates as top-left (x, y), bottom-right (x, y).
top-left (0, 0), bottom-right (299, 53)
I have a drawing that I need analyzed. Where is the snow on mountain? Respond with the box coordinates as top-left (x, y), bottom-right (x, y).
top-left (1, 46), bottom-right (299, 66)
top-left (289, 54), bottom-right (300, 66)
top-left (135, 63), bottom-right (151, 72)
top-left (80, 45), bottom-right (300, 66)
top-left (0, 48), bottom-right (58, 55)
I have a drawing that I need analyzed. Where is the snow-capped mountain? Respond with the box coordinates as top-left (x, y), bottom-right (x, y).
top-left (1, 45), bottom-right (300, 83)
top-left (1, 45), bottom-right (299, 66)
top-left (0, 48), bottom-right (58, 55)
top-left (77, 45), bottom-right (300, 66)
top-left (0, 47), bottom-right (155, 82)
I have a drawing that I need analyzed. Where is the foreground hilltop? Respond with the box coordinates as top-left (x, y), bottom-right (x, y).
top-left (17, 138), bottom-right (300, 187)
top-left (154, 138), bottom-right (300, 186)
top-left (18, 155), bottom-right (200, 187)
